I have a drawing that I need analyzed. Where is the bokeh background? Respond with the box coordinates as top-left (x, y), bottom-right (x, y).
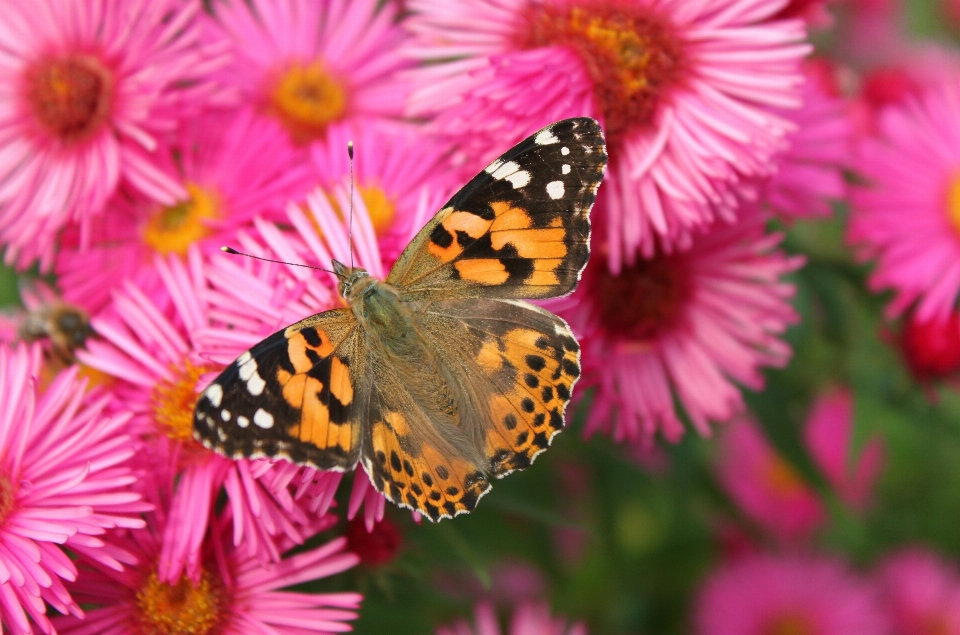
top-left (3, 0), bottom-right (960, 634)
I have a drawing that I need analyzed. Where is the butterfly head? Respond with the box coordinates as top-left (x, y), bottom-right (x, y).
top-left (332, 259), bottom-right (373, 303)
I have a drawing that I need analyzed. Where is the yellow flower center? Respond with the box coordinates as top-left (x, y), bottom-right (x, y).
top-left (152, 360), bottom-right (215, 444)
top-left (945, 174), bottom-right (960, 237)
top-left (764, 455), bottom-right (807, 498)
top-left (143, 184), bottom-right (221, 256)
top-left (270, 61), bottom-right (347, 143)
top-left (135, 570), bottom-right (225, 635)
top-left (24, 54), bottom-right (113, 144)
top-left (763, 613), bottom-right (816, 635)
top-left (521, 4), bottom-right (686, 139)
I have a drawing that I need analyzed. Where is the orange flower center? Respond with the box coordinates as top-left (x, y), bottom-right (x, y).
top-left (0, 473), bottom-right (17, 527)
top-left (24, 54), bottom-right (113, 144)
top-left (143, 184), bottom-right (221, 256)
top-left (135, 570), bottom-right (225, 635)
top-left (520, 3), bottom-right (686, 139)
top-left (152, 359), bottom-right (215, 444)
top-left (945, 173), bottom-right (960, 238)
top-left (270, 61), bottom-right (347, 143)
top-left (763, 613), bottom-right (816, 635)
top-left (593, 255), bottom-right (691, 343)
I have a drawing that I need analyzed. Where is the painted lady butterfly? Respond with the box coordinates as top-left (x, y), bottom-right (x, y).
top-left (194, 118), bottom-right (607, 521)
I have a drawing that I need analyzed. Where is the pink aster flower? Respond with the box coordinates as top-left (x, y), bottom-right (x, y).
top-left (309, 121), bottom-right (460, 264)
top-left (54, 107), bottom-right (316, 315)
top-left (803, 389), bottom-right (883, 511)
top-left (761, 60), bottom-right (853, 219)
top-left (716, 416), bottom-right (825, 542)
top-left (437, 602), bottom-right (587, 635)
top-left (77, 251), bottom-right (324, 584)
top-left (0, 0), bottom-right (226, 271)
top-left (848, 75), bottom-right (960, 322)
top-left (404, 0), bottom-right (811, 261)
top-left (53, 487), bottom-right (361, 635)
top-left (568, 210), bottom-right (803, 444)
top-left (0, 343), bottom-right (149, 635)
top-left (694, 553), bottom-right (890, 635)
top-left (207, 0), bottom-right (413, 146)
top-left (877, 548), bottom-right (960, 635)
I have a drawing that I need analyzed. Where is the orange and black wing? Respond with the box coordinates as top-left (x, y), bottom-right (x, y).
top-left (386, 118), bottom-right (607, 301)
top-left (193, 309), bottom-right (364, 471)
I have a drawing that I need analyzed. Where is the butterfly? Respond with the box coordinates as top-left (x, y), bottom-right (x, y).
top-left (193, 118), bottom-right (607, 521)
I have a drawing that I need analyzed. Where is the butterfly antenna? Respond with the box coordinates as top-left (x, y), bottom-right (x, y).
top-left (347, 140), bottom-right (355, 270)
top-left (220, 246), bottom-right (343, 279)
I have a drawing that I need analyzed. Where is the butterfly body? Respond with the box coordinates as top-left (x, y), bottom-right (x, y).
top-left (195, 118), bottom-right (607, 521)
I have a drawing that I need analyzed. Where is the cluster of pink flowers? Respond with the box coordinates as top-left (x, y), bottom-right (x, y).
top-left (3, 0), bottom-right (960, 632)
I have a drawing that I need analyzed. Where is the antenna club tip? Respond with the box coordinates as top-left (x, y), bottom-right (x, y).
top-left (347, 141), bottom-right (354, 159)
top-left (221, 246), bottom-right (239, 254)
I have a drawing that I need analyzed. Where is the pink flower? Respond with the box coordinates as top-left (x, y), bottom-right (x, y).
top-left (77, 251), bottom-right (325, 584)
top-left (848, 74), bottom-right (960, 321)
top-left (0, 343), bottom-right (149, 635)
top-left (803, 389), bottom-right (883, 510)
top-left (0, 0), bottom-right (225, 270)
top-left (762, 60), bottom-right (853, 219)
top-left (438, 602), bottom-right (587, 635)
top-left (404, 0), bottom-right (811, 262)
top-left (54, 107), bottom-right (315, 315)
top-left (716, 416), bottom-right (825, 541)
top-left (877, 548), bottom-right (960, 635)
top-left (207, 0), bottom-right (413, 145)
top-left (308, 121), bottom-right (461, 263)
top-left (568, 210), bottom-right (803, 444)
top-left (899, 310), bottom-right (960, 381)
top-left (775, 0), bottom-right (836, 28)
top-left (53, 487), bottom-right (362, 635)
top-left (694, 553), bottom-right (890, 635)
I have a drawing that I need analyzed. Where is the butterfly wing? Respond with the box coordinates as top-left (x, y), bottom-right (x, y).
top-left (412, 297), bottom-right (582, 479)
top-left (386, 118), bottom-right (606, 300)
top-left (193, 309), bottom-right (365, 471)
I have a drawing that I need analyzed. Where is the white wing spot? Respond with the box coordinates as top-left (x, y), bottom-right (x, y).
top-left (535, 128), bottom-right (559, 145)
top-left (546, 181), bottom-right (565, 200)
top-left (505, 170), bottom-right (531, 189)
top-left (253, 408), bottom-right (274, 429)
top-left (205, 383), bottom-right (223, 408)
top-left (238, 358), bottom-right (257, 381)
top-left (221, 409), bottom-right (231, 421)
top-left (484, 159), bottom-right (504, 175)
top-left (561, 147), bottom-right (570, 155)
top-left (237, 416), bottom-right (250, 428)
top-left (562, 164), bottom-right (571, 174)
top-left (217, 428), bottom-right (227, 442)
top-left (247, 373), bottom-right (266, 396)
top-left (237, 351), bottom-right (252, 365)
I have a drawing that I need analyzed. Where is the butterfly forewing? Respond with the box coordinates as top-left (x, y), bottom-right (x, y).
top-left (387, 118), bottom-right (607, 301)
top-left (194, 309), bottom-right (364, 471)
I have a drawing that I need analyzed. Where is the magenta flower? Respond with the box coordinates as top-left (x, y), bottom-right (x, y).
top-left (53, 487), bottom-right (361, 635)
top-left (694, 553), bottom-right (890, 635)
top-left (0, 0), bottom-right (225, 271)
top-left (877, 548), bottom-right (960, 635)
top-left (567, 210), bottom-right (803, 443)
top-left (76, 251), bottom-right (323, 584)
top-left (207, 0), bottom-right (413, 145)
top-left (437, 602), bottom-right (587, 635)
top-left (849, 74), bottom-right (960, 321)
top-left (761, 61), bottom-right (853, 220)
top-left (716, 416), bottom-right (825, 542)
top-left (0, 343), bottom-right (149, 634)
top-left (309, 121), bottom-right (461, 263)
top-left (803, 389), bottom-right (884, 511)
top-left (54, 107), bottom-right (315, 315)
top-left (404, 0), bottom-right (810, 262)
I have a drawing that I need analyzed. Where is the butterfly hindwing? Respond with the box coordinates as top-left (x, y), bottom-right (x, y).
top-left (194, 309), bottom-right (364, 471)
top-left (386, 118), bottom-right (607, 301)
top-left (414, 298), bottom-right (581, 478)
